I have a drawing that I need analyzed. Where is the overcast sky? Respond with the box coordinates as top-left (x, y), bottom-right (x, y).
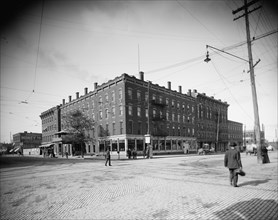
top-left (1, 0), bottom-right (277, 143)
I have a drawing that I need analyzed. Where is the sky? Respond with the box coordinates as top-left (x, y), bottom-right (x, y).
top-left (1, 0), bottom-right (277, 143)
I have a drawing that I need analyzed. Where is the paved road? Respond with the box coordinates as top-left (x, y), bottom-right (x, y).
top-left (0, 152), bottom-right (277, 220)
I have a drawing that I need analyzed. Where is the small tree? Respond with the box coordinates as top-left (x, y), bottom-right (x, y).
top-left (62, 110), bottom-right (95, 157)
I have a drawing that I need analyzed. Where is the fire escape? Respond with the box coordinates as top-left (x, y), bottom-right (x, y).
top-left (151, 99), bottom-right (168, 137)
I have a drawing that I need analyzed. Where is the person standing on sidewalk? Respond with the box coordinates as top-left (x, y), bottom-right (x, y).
top-left (224, 142), bottom-right (242, 187)
top-left (105, 147), bottom-right (112, 166)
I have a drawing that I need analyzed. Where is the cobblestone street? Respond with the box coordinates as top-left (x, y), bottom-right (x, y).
top-left (1, 152), bottom-right (277, 220)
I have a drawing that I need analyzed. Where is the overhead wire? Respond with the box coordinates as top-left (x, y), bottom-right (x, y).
top-left (210, 60), bottom-right (253, 122)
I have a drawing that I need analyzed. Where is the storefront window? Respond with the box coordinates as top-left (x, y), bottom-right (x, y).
top-left (119, 140), bottom-right (125, 151)
top-left (172, 140), bottom-right (177, 150)
top-left (112, 141), bottom-right (117, 152)
top-left (166, 140), bottom-right (171, 150)
top-left (153, 139), bottom-right (159, 151)
top-left (128, 139), bottom-right (135, 150)
top-left (159, 139), bottom-right (165, 151)
top-left (177, 140), bottom-right (182, 150)
top-left (137, 139), bottom-right (143, 151)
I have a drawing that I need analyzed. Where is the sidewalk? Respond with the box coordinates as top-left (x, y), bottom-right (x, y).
top-left (0, 151), bottom-right (277, 220)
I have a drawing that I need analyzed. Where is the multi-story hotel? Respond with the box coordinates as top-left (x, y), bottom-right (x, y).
top-left (40, 72), bottom-right (242, 157)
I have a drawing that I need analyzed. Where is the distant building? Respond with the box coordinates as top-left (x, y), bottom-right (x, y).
top-left (244, 129), bottom-right (265, 145)
top-left (13, 131), bottom-right (42, 155)
top-left (228, 120), bottom-right (243, 147)
top-left (40, 72), bottom-right (243, 157)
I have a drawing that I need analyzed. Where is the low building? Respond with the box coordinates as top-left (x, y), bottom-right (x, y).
top-left (13, 131), bottom-right (42, 155)
top-left (228, 120), bottom-right (243, 148)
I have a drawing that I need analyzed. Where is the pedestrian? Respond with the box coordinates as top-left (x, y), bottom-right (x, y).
top-left (105, 147), bottom-right (112, 166)
top-left (127, 148), bottom-right (131, 159)
top-left (143, 147), bottom-right (146, 158)
top-left (224, 142), bottom-right (242, 187)
top-left (65, 151), bottom-right (69, 159)
top-left (261, 144), bottom-right (270, 164)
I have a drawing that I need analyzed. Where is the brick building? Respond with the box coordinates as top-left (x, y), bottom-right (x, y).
top-left (195, 92), bottom-right (229, 152)
top-left (13, 131), bottom-right (42, 155)
top-left (228, 120), bottom-right (243, 147)
top-left (40, 72), bottom-right (243, 157)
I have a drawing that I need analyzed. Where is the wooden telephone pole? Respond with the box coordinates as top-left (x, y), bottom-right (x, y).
top-left (233, 0), bottom-right (263, 163)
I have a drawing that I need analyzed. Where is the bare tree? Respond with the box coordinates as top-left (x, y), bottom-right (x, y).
top-left (62, 110), bottom-right (95, 157)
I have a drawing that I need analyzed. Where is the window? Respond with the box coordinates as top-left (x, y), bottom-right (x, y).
top-left (128, 105), bottom-right (133, 116)
top-left (111, 91), bottom-right (115, 102)
top-left (99, 110), bottom-right (102, 119)
top-left (105, 93), bottom-right (108, 102)
top-left (166, 98), bottom-right (169, 106)
top-left (112, 123), bottom-right (115, 135)
top-left (145, 92), bottom-right (148, 102)
top-left (105, 109), bottom-right (109, 119)
top-left (120, 121), bottom-right (123, 134)
top-left (128, 88), bottom-right (132, 99)
top-left (166, 112), bottom-right (169, 120)
top-left (119, 88), bottom-right (123, 100)
top-left (145, 108), bottom-right (149, 118)
top-left (111, 106), bottom-right (115, 116)
top-left (172, 113), bottom-right (175, 121)
top-left (159, 96), bottom-right (163, 104)
top-left (119, 105), bottom-right (123, 116)
top-left (177, 114), bottom-right (180, 123)
top-left (137, 106), bottom-right (141, 117)
top-left (172, 100), bottom-right (175, 108)
top-left (177, 102), bottom-right (180, 109)
top-left (106, 124), bottom-right (109, 133)
top-left (99, 96), bottom-right (102, 106)
top-left (138, 122), bottom-right (142, 134)
top-left (153, 109), bottom-right (157, 117)
top-left (182, 104), bottom-right (185, 110)
top-left (152, 94), bottom-right (156, 101)
top-left (137, 91), bottom-right (141, 100)
top-left (128, 121), bottom-right (133, 134)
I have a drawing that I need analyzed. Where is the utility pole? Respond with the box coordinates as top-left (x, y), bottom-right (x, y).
top-left (233, 0), bottom-right (262, 163)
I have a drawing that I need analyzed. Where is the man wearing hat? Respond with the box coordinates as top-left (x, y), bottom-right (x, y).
top-left (224, 142), bottom-right (242, 187)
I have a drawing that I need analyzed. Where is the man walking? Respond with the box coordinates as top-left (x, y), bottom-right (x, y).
top-left (224, 142), bottom-right (242, 187)
top-left (105, 147), bottom-right (112, 166)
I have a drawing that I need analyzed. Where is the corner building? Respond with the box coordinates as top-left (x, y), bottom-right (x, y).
top-left (41, 72), bottom-right (242, 157)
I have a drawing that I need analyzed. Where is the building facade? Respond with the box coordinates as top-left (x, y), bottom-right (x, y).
top-left (13, 131), bottom-right (42, 155)
top-left (228, 120), bottom-right (243, 147)
top-left (40, 72), bottom-right (243, 157)
top-left (195, 92), bottom-right (229, 152)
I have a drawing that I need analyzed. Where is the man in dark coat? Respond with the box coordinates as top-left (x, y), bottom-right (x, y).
top-left (224, 142), bottom-right (242, 187)
top-left (105, 147), bottom-right (112, 166)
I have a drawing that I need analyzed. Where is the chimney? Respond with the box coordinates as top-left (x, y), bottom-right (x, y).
top-left (139, 71), bottom-right (144, 81)
top-left (202, 93), bottom-right (206, 96)
top-left (179, 86), bottom-right (182, 93)
top-left (193, 89), bottom-right (197, 93)
top-left (84, 87), bottom-right (88, 95)
top-left (76, 92), bottom-right (79, 99)
top-left (69, 96), bottom-right (72, 102)
top-left (168, 81), bottom-right (171, 90)
top-left (187, 89), bottom-right (191, 96)
top-left (62, 99), bottom-right (65, 105)
top-left (94, 82), bottom-right (98, 90)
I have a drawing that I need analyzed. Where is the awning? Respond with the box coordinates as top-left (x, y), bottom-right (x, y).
top-left (54, 130), bottom-right (70, 135)
top-left (39, 143), bottom-right (54, 148)
top-left (14, 148), bottom-right (20, 152)
top-left (9, 148), bottom-right (15, 153)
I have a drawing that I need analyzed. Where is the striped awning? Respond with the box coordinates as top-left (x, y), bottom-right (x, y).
top-left (39, 143), bottom-right (54, 148)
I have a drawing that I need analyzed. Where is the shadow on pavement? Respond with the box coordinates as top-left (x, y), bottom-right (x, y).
top-left (214, 198), bottom-right (278, 220)
top-left (239, 179), bottom-right (271, 187)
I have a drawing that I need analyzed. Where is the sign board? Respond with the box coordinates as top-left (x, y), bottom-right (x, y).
top-left (145, 134), bottom-right (151, 144)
